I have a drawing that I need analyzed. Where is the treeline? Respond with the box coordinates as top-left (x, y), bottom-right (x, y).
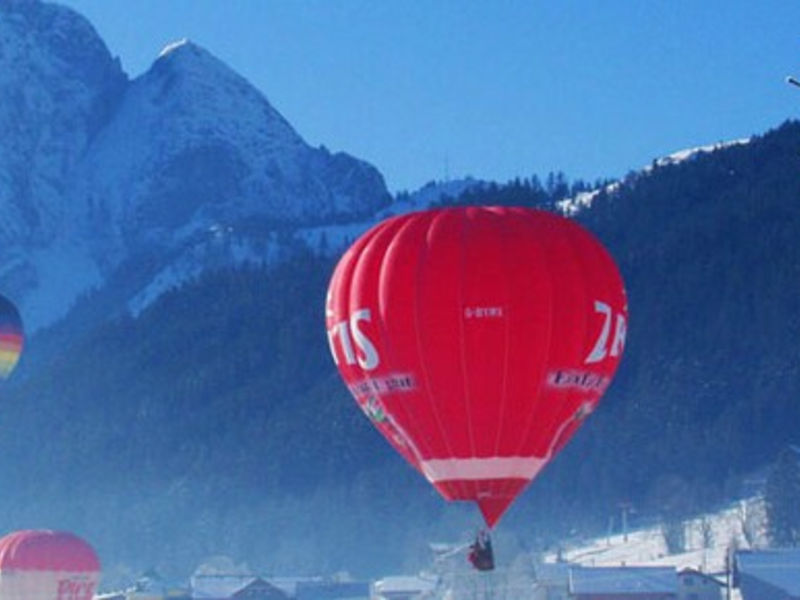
top-left (429, 120), bottom-right (800, 537)
top-left (0, 121), bottom-right (798, 580)
top-left (520, 120), bottom-right (800, 531)
top-left (0, 254), bottom-right (446, 579)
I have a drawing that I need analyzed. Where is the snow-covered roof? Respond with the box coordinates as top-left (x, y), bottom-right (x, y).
top-left (736, 549), bottom-right (800, 596)
top-left (569, 565), bottom-right (677, 595)
top-left (373, 575), bottom-right (437, 594)
top-left (295, 580), bottom-right (371, 599)
top-left (190, 573), bottom-right (331, 598)
top-left (544, 497), bottom-right (768, 575)
top-left (267, 576), bottom-right (326, 597)
top-left (678, 567), bottom-right (725, 586)
top-left (190, 573), bottom-right (258, 597)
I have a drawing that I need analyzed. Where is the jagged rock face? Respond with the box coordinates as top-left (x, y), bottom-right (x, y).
top-left (0, 0), bottom-right (126, 248)
top-left (75, 40), bottom-right (389, 253)
top-left (0, 2), bottom-right (391, 331)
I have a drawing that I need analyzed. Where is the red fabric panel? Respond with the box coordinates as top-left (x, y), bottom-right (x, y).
top-left (0, 530), bottom-right (100, 572)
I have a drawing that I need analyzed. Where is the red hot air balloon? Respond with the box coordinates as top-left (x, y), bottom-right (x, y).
top-left (0, 530), bottom-right (101, 600)
top-left (0, 294), bottom-right (23, 379)
top-left (326, 206), bottom-right (627, 528)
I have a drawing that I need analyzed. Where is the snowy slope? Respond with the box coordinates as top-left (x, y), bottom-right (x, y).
top-left (72, 38), bottom-right (386, 239)
top-left (543, 497), bottom-right (768, 575)
top-left (378, 499), bottom-right (767, 600)
top-left (0, 0), bottom-right (126, 329)
top-left (557, 138), bottom-right (752, 216)
top-left (648, 139), bottom-right (751, 170)
top-left (294, 177), bottom-right (485, 256)
top-left (0, 0), bottom-right (124, 248)
top-left (0, 2), bottom-right (390, 332)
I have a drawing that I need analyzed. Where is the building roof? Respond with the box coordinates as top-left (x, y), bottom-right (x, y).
top-left (191, 573), bottom-right (257, 598)
top-left (265, 576), bottom-right (324, 597)
top-left (232, 578), bottom-right (289, 599)
top-left (736, 549), bottom-right (800, 596)
top-left (191, 574), bottom-right (340, 598)
top-left (191, 574), bottom-right (288, 598)
top-left (295, 580), bottom-right (370, 599)
top-left (373, 575), bottom-right (437, 595)
top-left (678, 568), bottom-right (725, 586)
top-left (569, 566), bottom-right (677, 595)
top-left (534, 562), bottom-right (572, 585)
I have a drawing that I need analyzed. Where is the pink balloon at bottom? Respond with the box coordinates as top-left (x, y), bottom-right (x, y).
top-left (0, 530), bottom-right (100, 600)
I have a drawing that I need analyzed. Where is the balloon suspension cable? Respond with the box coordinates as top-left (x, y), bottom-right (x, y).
top-left (787, 75), bottom-right (800, 88)
top-left (543, 403), bottom-right (592, 462)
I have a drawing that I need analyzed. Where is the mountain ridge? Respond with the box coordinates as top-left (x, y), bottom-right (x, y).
top-left (6, 120), bottom-right (798, 583)
top-left (1, 0), bottom-right (799, 585)
top-left (0, 0), bottom-right (391, 332)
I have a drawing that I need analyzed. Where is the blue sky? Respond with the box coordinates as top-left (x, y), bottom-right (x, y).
top-left (60, 0), bottom-right (800, 193)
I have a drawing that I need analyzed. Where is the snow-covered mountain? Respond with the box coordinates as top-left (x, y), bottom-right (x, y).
top-left (0, 1), bottom-right (756, 337)
top-left (0, 0), bottom-right (390, 331)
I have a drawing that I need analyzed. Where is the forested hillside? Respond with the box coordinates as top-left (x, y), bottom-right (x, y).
top-left (0, 121), bottom-right (797, 582)
top-left (450, 121), bottom-right (800, 529)
top-left (0, 255), bottom-right (443, 579)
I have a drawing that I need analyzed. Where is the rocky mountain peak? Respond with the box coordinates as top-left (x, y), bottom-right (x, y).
top-left (0, 3), bottom-right (390, 332)
top-left (0, 0), bottom-right (126, 246)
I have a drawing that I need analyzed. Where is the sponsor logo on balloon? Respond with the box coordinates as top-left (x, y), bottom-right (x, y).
top-left (359, 396), bottom-right (424, 461)
top-left (464, 306), bottom-right (504, 319)
top-left (348, 374), bottom-right (416, 397)
top-left (363, 396), bottom-right (387, 423)
top-left (547, 369), bottom-right (609, 393)
top-left (57, 578), bottom-right (96, 600)
top-left (585, 300), bottom-right (627, 364)
top-left (327, 308), bottom-right (380, 370)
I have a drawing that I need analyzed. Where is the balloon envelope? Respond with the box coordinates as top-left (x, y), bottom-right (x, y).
top-left (0, 295), bottom-right (23, 379)
top-left (0, 530), bottom-right (100, 600)
top-left (326, 206), bottom-right (628, 527)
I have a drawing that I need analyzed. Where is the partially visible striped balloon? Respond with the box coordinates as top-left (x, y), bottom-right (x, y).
top-left (326, 206), bottom-right (628, 527)
top-left (0, 294), bottom-right (22, 378)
